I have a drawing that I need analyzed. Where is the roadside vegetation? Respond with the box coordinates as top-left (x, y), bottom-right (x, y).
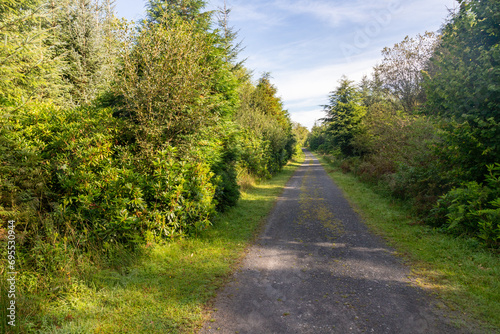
top-left (317, 153), bottom-right (500, 331)
top-left (309, 0), bottom-right (499, 329)
top-left (3, 151), bottom-right (304, 333)
top-left (308, 0), bottom-right (499, 248)
top-left (0, 0), bottom-right (307, 332)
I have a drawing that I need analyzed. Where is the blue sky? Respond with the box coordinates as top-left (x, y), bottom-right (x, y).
top-left (114, 0), bottom-right (457, 129)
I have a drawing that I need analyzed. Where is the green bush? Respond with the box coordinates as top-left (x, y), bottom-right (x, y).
top-left (210, 143), bottom-right (240, 212)
top-left (0, 103), bottom-right (217, 248)
top-left (142, 149), bottom-right (216, 238)
top-left (430, 164), bottom-right (500, 247)
top-left (234, 74), bottom-right (294, 179)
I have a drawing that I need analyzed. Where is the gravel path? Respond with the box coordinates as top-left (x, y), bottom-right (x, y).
top-left (199, 149), bottom-right (465, 334)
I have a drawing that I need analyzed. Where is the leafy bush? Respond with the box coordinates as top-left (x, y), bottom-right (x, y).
top-left (141, 149), bottom-right (216, 238)
top-left (430, 164), bottom-right (500, 247)
top-left (235, 73), bottom-right (295, 179)
top-left (0, 103), bottom-right (217, 248)
top-left (337, 101), bottom-right (446, 213)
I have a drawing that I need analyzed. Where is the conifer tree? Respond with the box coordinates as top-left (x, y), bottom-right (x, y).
top-left (322, 76), bottom-right (366, 156)
top-left (216, 0), bottom-right (245, 69)
top-left (55, 0), bottom-right (117, 106)
top-left (146, 0), bottom-right (210, 30)
top-left (0, 0), bottom-right (61, 108)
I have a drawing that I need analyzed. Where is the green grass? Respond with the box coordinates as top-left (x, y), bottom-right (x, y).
top-left (25, 152), bottom-right (304, 334)
top-left (315, 153), bottom-right (500, 332)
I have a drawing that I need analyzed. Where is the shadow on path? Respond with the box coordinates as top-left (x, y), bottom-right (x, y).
top-left (200, 149), bottom-right (464, 334)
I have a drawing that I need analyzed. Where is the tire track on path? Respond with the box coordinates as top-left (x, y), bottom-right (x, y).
top-left (200, 149), bottom-right (465, 334)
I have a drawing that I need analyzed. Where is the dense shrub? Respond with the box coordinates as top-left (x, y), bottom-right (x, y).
top-left (430, 164), bottom-right (500, 247)
top-left (234, 72), bottom-right (295, 179)
top-left (424, 0), bottom-right (500, 183)
top-left (0, 104), bottom-right (217, 248)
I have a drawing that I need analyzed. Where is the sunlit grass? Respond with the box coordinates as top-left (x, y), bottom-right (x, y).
top-left (315, 153), bottom-right (500, 332)
top-left (30, 152), bottom-right (305, 333)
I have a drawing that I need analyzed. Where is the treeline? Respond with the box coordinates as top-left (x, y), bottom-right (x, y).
top-left (309, 0), bottom-right (499, 247)
top-left (0, 0), bottom-right (297, 262)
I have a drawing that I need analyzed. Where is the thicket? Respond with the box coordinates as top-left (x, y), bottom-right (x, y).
top-left (309, 0), bottom-right (499, 248)
top-left (0, 0), bottom-right (298, 330)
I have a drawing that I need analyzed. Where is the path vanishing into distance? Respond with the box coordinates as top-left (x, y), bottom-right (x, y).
top-left (200, 149), bottom-right (469, 334)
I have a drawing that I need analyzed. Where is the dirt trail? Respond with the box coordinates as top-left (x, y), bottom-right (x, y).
top-left (200, 149), bottom-right (465, 334)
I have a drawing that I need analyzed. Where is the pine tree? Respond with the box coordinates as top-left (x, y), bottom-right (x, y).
top-left (0, 0), bottom-right (61, 108)
top-left (322, 76), bottom-right (367, 157)
top-left (54, 0), bottom-right (118, 106)
top-left (146, 0), bottom-right (210, 30)
top-left (215, 0), bottom-right (245, 69)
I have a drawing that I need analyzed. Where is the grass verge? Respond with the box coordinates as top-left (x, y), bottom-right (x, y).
top-left (315, 153), bottom-right (500, 332)
top-left (26, 151), bottom-right (304, 334)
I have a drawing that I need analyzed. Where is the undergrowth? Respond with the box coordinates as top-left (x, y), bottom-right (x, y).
top-left (0, 149), bottom-right (304, 333)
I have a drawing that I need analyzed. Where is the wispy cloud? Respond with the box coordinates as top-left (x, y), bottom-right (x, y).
top-left (274, 51), bottom-right (380, 101)
top-left (218, 1), bottom-right (288, 30)
top-left (206, 0), bottom-right (456, 130)
top-left (273, 0), bottom-right (393, 27)
top-left (290, 109), bottom-right (326, 128)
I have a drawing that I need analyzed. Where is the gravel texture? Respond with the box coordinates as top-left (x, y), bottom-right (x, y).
top-left (199, 149), bottom-right (467, 334)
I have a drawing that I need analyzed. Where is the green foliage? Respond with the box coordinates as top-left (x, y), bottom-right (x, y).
top-left (54, 0), bottom-right (119, 106)
top-left (117, 12), bottom-right (238, 156)
top-left (215, 0), bottom-right (246, 69)
top-left (430, 164), bottom-right (500, 247)
top-left (251, 73), bottom-right (291, 130)
top-left (424, 0), bottom-right (500, 182)
top-left (307, 122), bottom-right (328, 152)
top-left (292, 122), bottom-right (309, 148)
top-left (141, 149), bottom-right (216, 238)
top-left (0, 104), bottom-right (217, 248)
top-left (118, 14), bottom-right (213, 153)
top-left (322, 76), bottom-right (366, 157)
top-left (146, 0), bottom-right (211, 30)
top-left (206, 126), bottom-right (241, 212)
top-left (235, 73), bottom-right (295, 178)
top-left (0, 2), bottom-right (296, 331)
top-left (310, 14), bottom-right (499, 241)
top-left (117, 9), bottom-right (241, 211)
top-left (0, 0), bottom-right (62, 108)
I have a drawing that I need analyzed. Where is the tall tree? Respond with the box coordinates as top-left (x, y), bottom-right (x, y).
top-left (146, 0), bottom-right (210, 30)
top-left (215, 0), bottom-right (245, 69)
top-left (424, 0), bottom-right (500, 182)
top-left (322, 76), bottom-right (366, 157)
top-left (375, 32), bottom-right (437, 113)
top-left (55, 0), bottom-right (118, 106)
top-left (0, 0), bottom-right (61, 108)
top-left (250, 73), bottom-right (291, 130)
top-left (117, 12), bottom-right (238, 156)
top-left (235, 71), bottom-right (295, 175)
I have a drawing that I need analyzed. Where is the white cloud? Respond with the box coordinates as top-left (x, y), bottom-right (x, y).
top-left (115, 0), bottom-right (458, 132)
top-left (290, 109), bottom-right (326, 130)
top-left (274, 52), bottom-right (380, 102)
top-left (217, 1), bottom-right (288, 29)
top-left (274, 0), bottom-right (397, 27)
